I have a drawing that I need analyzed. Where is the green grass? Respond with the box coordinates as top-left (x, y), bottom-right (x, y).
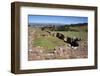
top-left (33, 36), bottom-right (65, 51)
top-left (56, 31), bottom-right (87, 40)
top-left (69, 26), bottom-right (88, 31)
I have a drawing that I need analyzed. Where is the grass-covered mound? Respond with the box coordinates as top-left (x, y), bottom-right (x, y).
top-left (33, 36), bottom-right (65, 51)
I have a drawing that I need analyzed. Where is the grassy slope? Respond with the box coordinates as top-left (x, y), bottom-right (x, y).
top-left (55, 25), bottom-right (87, 40)
top-left (33, 36), bottom-right (65, 51)
top-left (56, 31), bottom-right (87, 40)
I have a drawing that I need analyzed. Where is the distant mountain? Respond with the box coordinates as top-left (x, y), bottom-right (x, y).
top-left (29, 23), bottom-right (66, 27)
top-left (28, 23), bottom-right (88, 27)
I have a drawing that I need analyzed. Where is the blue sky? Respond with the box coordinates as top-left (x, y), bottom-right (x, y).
top-left (28, 15), bottom-right (88, 24)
